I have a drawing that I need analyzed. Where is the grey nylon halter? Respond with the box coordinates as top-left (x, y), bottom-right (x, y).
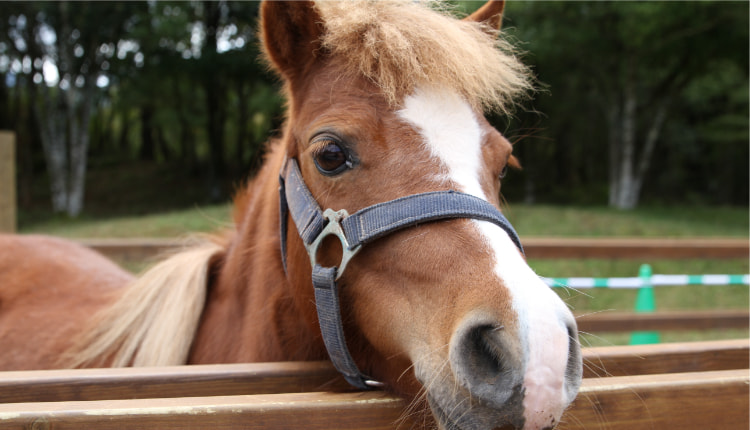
top-left (279, 158), bottom-right (524, 390)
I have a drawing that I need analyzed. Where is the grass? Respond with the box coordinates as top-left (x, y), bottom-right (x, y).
top-left (538, 257), bottom-right (749, 346)
top-left (18, 202), bottom-right (749, 347)
top-left (530, 258), bottom-right (749, 279)
top-left (555, 280), bottom-right (749, 313)
top-left (19, 203), bottom-right (749, 238)
top-left (504, 204), bottom-right (748, 237)
top-left (19, 204), bottom-right (232, 238)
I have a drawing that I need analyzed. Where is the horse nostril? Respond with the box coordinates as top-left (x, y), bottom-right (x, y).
top-left (467, 324), bottom-right (507, 377)
top-left (446, 313), bottom-right (581, 430)
top-left (450, 320), bottom-right (525, 410)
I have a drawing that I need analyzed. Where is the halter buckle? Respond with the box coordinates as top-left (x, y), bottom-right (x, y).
top-left (305, 208), bottom-right (362, 280)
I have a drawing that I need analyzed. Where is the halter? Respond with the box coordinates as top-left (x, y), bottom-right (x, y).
top-left (279, 158), bottom-right (524, 390)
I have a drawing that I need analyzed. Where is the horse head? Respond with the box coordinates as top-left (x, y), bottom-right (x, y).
top-left (261, 1), bottom-right (582, 428)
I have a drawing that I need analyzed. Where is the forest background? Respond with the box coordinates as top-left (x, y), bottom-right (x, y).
top-left (0, 1), bottom-right (747, 222)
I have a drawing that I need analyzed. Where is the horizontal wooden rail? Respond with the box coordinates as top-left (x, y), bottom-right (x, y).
top-left (0, 370), bottom-right (746, 429)
top-left (78, 238), bottom-right (184, 263)
top-left (0, 391), bottom-right (411, 430)
top-left (523, 237), bottom-right (749, 259)
top-left (561, 369), bottom-right (749, 430)
top-left (0, 361), bottom-right (348, 404)
top-left (0, 340), bottom-right (746, 404)
top-left (582, 338), bottom-right (749, 378)
top-left (77, 237), bottom-right (750, 261)
top-left (576, 309), bottom-right (750, 332)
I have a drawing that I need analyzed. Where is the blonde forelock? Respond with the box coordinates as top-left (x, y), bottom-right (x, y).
top-left (315, 0), bottom-right (533, 113)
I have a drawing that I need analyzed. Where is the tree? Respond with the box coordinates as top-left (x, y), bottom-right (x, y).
top-left (504, 1), bottom-right (748, 209)
top-left (102, 1), bottom-right (273, 197)
top-left (597, 2), bottom-right (745, 209)
top-left (2, 2), bottom-right (145, 216)
top-left (3, 2), bottom-right (745, 215)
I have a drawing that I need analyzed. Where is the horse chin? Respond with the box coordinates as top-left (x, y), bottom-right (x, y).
top-left (415, 364), bottom-right (562, 430)
top-left (424, 390), bottom-right (526, 430)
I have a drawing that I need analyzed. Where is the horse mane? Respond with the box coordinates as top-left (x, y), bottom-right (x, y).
top-left (314, 0), bottom-right (532, 112)
top-left (61, 238), bottom-right (225, 368)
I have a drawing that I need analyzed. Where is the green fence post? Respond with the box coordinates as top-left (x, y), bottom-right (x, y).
top-left (630, 264), bottom-right (660, 345)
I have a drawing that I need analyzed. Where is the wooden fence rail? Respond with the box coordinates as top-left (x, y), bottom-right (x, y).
top-left (0, 339), bottom-right (747, 429)
top-left (576, 309), bottom-right (749, 333)
top-left (581, 338), bottom-right (748, 378)
top-left (0, 362), bottom-right (346, 404)
top-left (561, 369), bottom-right (748, 430)
top-left (1, 371), bottom-right (747, 430)
top-left (0, 131), bottom-right (15, 233)
top-left (0, 339), bottom-right (745, 404)
top-left (521, 237), bottom-right (749, 260)
top-left (77, 237), bottom-right (750, 262)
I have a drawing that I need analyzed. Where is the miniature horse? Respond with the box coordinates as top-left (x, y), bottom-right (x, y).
top-left (0, 2), bottom-right (582, 429)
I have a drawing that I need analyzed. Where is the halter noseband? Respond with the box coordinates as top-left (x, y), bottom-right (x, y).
top-left (279, 158), bottom-right (524, 390)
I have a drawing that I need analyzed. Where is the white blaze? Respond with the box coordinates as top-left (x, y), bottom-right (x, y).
top-left (398, 87), bottom-right (485, 199)
top-left (399, 86), bottom-right (574, 429)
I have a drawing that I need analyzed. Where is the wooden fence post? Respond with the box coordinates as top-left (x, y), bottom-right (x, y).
top-left (0, 131), bottom-right (16, 233)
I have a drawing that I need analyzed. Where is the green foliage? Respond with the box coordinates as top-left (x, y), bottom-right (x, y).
top-left (2, 1), bottom-right (748, 214)
top-left (499, 1), bottom-right (749, 207)
top-left (2, 1), bottom-right (283, 212)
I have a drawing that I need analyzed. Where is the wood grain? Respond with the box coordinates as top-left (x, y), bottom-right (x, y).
top-left (583, 339), bottom-right (749, 378)
top-left (0, 391), bottom-right (412, 430)
top-left (523, 237), bottom-right (749, 259)
top-left (576, 310), bottom-right (749, 332)
top-left (0, 361), bottom-right (348, 404)
top-left (0, 370), bottom-right (746, 429)
top-left (3, 340), bottom-right (746, 404)
top-left (560, 369), bottom-right (749, 430)
top-left (0, 132), bottom-right (15, 233)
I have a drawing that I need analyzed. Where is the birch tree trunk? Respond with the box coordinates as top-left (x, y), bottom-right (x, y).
top-left (608, 63), bottom-right (670, 210)
top-left (32, 1), bottom-right (97, 217)
top-left (607, 105), bottom-right (621, 207)
top-left (629, 101), bottom-right (669, 208)
top-left (36, 87), bottom-right (93, 217)
top-left (35, 90), bottom-right (69, 213)
top-left (613, 64), bottom-right (639, 209)
top-left (65, 81), bottom-right (95, 217)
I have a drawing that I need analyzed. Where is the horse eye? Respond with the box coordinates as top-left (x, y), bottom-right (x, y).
top-left (499, 165), bottom-right (509, 180)
top-left (313, 140), bottom-right (350, 175)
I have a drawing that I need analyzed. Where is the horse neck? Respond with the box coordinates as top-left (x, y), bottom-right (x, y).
top-left (189, 142), bottom-right (327, 364)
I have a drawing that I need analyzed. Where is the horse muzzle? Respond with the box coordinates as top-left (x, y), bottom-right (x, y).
top-left (418, 307), bottom-right (581, 430)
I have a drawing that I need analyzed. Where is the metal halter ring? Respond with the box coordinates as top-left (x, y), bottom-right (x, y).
top-left (304, 208), bottom-right (362, 280)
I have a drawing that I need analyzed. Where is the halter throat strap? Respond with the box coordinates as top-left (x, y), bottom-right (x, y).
top-left (279, 158), bottom-right (524, 389)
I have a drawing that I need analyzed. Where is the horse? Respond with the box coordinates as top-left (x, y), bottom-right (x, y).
top-left (0, 1), bottom-right (582, 429)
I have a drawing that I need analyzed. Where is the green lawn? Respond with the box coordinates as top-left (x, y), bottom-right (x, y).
top-left (20, 203), bottom-right (748, 238)
top-left (504, 204), bottom-right (748, 237)
top-left (18, 203), bottom-right (749, 347)
top-left (536, 257), bottom-right (749, 346)
top-left (19, 204), bottom-right (232, 238)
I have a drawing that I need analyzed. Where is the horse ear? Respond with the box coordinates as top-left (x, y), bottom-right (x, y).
top-left (508, 154), bottom-right (522, 170)
top-left (260, 1), bottom-right (325, 80)
top-left (464, 0), bottom-right (505, 31)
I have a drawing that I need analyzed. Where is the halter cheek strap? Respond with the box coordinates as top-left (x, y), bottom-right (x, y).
top-left (279, 158), bottom-right (524, 390)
